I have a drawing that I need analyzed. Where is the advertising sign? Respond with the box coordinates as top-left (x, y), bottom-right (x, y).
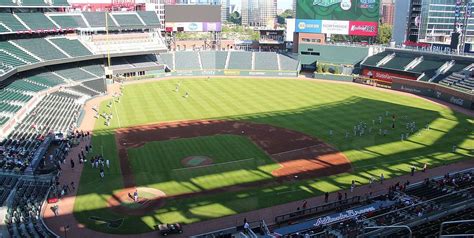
top-left (321, 20), bottom-right (349, 34)
top-left (295, 0), bottom-right (379, 35)
top-left (295, 19), bottom-right (322, 33)
top-left (296, 0), bottom-right (380, 22)
top-left (349, 21), bottom-right (378, 36)
top-left (362, 69), bottom-right (418, 82)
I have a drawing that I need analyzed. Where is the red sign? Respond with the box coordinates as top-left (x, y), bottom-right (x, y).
top-left (349, 21), bottom-right (378, 36)
top-left (362, 69), bottom-right (417, 82)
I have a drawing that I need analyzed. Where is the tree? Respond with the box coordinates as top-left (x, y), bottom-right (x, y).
top-left (376, 23), bottom-right (392, 45)
top-left (277, 9), bottom-right (294, 25)
top-left (229, 11), bottom-right (241, 25)
top-left (316, 63), bottom-right (323, 73)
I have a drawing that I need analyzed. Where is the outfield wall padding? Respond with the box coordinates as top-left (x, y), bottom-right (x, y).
top-left (392, 78), bottom-right (474, 110)
top-left (147, 70), bottom-right (298, 78)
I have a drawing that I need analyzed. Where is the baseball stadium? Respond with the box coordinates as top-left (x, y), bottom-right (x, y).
top-left (0, 0), bottom-right (474, 238)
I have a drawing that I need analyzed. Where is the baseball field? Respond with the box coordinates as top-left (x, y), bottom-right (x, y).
top-left (73, 78), bottom-right (474, 234)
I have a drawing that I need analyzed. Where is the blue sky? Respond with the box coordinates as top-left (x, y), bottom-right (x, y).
top-left (230, 0), bottom-right (293, 10)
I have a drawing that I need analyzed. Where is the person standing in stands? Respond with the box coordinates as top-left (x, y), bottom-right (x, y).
top-left (100, 168), bottom-right (105, 179)
top-left (70, 159), bottom-right (75, 170)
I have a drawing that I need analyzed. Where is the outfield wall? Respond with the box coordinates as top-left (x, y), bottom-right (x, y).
top-left (392, 78), bottom-right (474, 110)
top-left (146, 70), bottom-right (299, 78)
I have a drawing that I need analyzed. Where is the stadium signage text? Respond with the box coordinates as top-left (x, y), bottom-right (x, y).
top-left (313, 206), bottom-right (376, 227)
top-left (450, 96), bottom-right (464, 106)
top-left (400, 85), bottom-right (422, 94)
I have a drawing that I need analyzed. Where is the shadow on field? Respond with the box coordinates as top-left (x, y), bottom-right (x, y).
top-left (63, 96), bottom-right (473, 234)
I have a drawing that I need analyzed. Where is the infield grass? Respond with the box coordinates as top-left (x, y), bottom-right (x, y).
top-left (74, 78), bottom-right (474, 234)
top-left (129, 135), bottom-right (279, 195)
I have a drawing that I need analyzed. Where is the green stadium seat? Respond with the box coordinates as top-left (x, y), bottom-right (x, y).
top-left (0, 41), bottom-right (39, 63)
top-left (0, 51), bottom-right (27, 67)
top-left (175, 51), bottom-right (200, 70)
top-left (13, 38), bottom-right (67, 60)
top-left (50, 66), bottom-right (98, 81)
top-left (50, 0), bottom-right (68, 6)
top-left (20, 0), bottom-right (47, 6)
top-left (82, 12), bottom-right (117, 28)
top-left (0, 0), bottom-right (16, 6)
top-left (0, 13), bottom-right (28, 32)
top-left (137, 11), bottom-right (160, 27)
top-left (278, 54), bottom-right (299, 71)
top-left (0, 102), bottom-right (21, 113)
top-left (228, 51), bottom-right (252, 70)
top-left (254, 52), bottom-right (278, 70)
top-left (16, 13), bottom-right (56, 30)
top-left (382, 53), bottom-right (417, 70)
top-left (49, 15), bottom-right (88, 29)
top-left (49, 38), bottom-right (92, 57)
top-left (362, 51), bottom-right (390, 66)
top-left (112, 13), bottom-right (144, 27)
top-left (199, 51), bottom-right (227, 70)
top-left (159, 53), bottom-right (174, 70)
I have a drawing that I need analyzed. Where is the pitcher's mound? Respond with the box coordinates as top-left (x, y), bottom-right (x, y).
top-left (107, 187), bottom-right (166, 215)
top-left (181, 156), bottom-right (213, 167)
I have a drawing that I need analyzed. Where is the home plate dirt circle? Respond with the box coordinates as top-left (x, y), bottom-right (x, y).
top-left (107, 187), bottom-right (166, 216)
top-left (181, 156), bottom-right (214, 167)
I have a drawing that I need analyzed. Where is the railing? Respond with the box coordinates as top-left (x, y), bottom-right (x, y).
top-left (274, 196), bottom-right (361, 224)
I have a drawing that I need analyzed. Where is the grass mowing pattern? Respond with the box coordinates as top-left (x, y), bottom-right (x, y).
top-left (128, 135), bottom-right (279, 195)
top-left (74, 78), bottom-right (474, 234)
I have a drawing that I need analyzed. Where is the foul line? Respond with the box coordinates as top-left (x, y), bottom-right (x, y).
top-left (172, 158), bottom-right (255, 171)
top-left (113, 97), bottom-right (122, 128)
top-left (271, 144), bottom-right (326, 156)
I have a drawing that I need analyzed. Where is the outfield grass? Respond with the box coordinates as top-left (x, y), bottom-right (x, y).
top-left (128, 135), bottom-right (279, 195)
top-left (74, 78), bottom-right (474, 234)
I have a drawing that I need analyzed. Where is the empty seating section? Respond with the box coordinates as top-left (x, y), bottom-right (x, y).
top-left (382, 53), bottom-right (416, 70)
top-left (16, 13), bottom-right (55, 30)
top-left (0, 90), bottom-right (32, 103)
top-left (110, 57), bottom-right (133, 70)
top-left (51, 66), bottom-right (97, 81)
top-left (70, 85), bottom-right (99, 96)
top-left (81, 64), bottom-right (104, 77)
top-left (137, 11), bottom-right (160, 27)
top-left (20, 0), bottom-right (47, 6)
top-left (160, 53), bottom-right (174, 70)
top-left (0, 116), bottom-right (8, 126)
top-left (8, 79), bottom-right (46, 92)
top-left (362, 51), bottom-right (390, 66)
top-left (49, 38), bottom-right (92, 57)
top-left (10, 92), bottom-right (81, 138)
top-left (25, 71), bottom-right (65, 87)
top-left (0, 41), bottom-right (38, 63)
top-left (0, 14), bottom-right (27, 32)
top-left (279, 54), bottom-right (299, 71)
top-left (413, 59), bottom-right (446, 80)
top-left (228, 51), bottom-right (252, 70)
top-left (200, 51), bottom-right (224, 69)
top-left (0, 102), bottom-right (21, 113)
top-left (51, 0), bottom-right (69, 6)
top-left (112, 13), bottom-right (143, 27)
top-left (0, 0), bottom-right (16, 6)
top-left (125, 55), bottom-right (160, 68)
top-left (175, 51), bottom-right (200, 70)
top-left (49, 15), bottom-right (87, 29)
top-left (440, 73), bottom-right (474, 92)
top-left (0, 51), bottom-right (26, 67)
top-left (83, 12), bottom-right (117, 28)
top-left (14, 38), bottom-right (67, 60)
top-left (254, 52), bottom-right (278, 70)
top-left (83, 78), bottom-right (106, 93)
